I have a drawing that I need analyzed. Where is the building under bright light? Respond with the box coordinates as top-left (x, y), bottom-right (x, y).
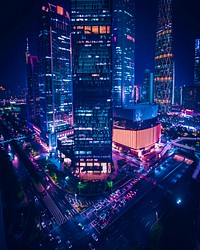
top-left (38, 3), bottom-right (72, 148)
top-left (154, 0), bottom-right (174, 113)
top-left (113, 104), bottom-right (161, 157)
top-left (112, 0), bottom-right (135, 107)
top-left (71, 0), bottom-right (113, 174)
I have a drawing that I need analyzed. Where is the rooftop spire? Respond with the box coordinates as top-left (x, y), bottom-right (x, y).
top-left (26, 37), bottom-right (29, 53)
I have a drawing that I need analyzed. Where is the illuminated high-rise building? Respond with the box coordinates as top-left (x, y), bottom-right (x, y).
top-left (38, 3), bottom-right (72, 147)
top-left (112, 0), bottom-right (135, 107)
top-left (25, 39), bottom-right (40, 127)
top-left (194, 39), bottom-right (200, 85)
top-left (181, 85), bottom-right (200, 112)
top-left (154, 0), bottom-right (174, 113)
top-left (71, 0), bottom-right (113, 173)
top-left (143, 69), bottom-right (154, 104)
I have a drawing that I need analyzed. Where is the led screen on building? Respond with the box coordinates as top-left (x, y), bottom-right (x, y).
top-left (113, 124), bottom-right (161, 150)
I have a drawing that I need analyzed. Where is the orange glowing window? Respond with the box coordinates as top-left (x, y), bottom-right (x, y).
top-left (107, 26), bottom-right (111, 33)
top-left (77, 26), bottom-right (83, 29)
top-left (84, 26), bottom-right (91, 34)
top-left (92, 26), bottom-right (99, 34)
top-left (57, 6), bottom-right (64, 15)
top-left (100, 26), bottom-right (106, 34)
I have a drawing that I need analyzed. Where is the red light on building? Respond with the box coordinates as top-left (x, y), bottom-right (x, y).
top-left (185, 109), bottom-right (194, 116)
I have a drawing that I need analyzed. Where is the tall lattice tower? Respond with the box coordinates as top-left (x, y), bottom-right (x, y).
top-left (154, 0), bottom-right (174, 113)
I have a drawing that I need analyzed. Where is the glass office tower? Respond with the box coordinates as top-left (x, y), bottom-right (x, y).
top-left (26, 40), bottom-right (40, 127)
top-left (38, 3), bottom-right (72, 148)
top-left (71, 0), bottom-right (113, 173)
top-left (194, 39), bottom-right (200, 85)
top-left (143, 69), bottom-right (154, 104)
top-left (154, 0), bottom-right (174, 113)
top-left (112, 0), bottom-right (135, 108)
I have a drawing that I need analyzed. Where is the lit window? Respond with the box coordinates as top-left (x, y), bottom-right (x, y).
top-left (100, 26), bottom-right (106, 34)
top-left (92, 26), bottom-right (98, 34)
top-left (57, 6), bottom-right (64, 15)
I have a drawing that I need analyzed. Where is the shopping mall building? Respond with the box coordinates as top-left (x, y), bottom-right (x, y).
top-left (112, 104), bottom-right (161, 158)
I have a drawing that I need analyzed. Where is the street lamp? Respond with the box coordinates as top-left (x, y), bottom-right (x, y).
top-left (75, 193), bottom-right (77, 204)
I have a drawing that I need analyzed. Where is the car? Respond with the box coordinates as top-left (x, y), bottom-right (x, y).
top-left (66, 209), bottom-right (71, 216)
top-left (101, 223), bottom-right (106, 229)
top-left (99, 213), bottom-right (106, 220)
top-left (66, 240), bottom-right (72, 249)
top-left (41, 222), bottom-right (46, 228)
top-left (48, 233), bottom-right (54, 241)
top-left (92, 233), bottom-right (98, 241)
top-left (89, 243), bottom-right (95, 250)
top-left (78, 223), bottom-right (84, 230)
top-left (94, 204), bottom-right (101, 211)
top-left (56, 236), bottom-right (61, 244)
top-left (34, 196), bottom-right (38, 202)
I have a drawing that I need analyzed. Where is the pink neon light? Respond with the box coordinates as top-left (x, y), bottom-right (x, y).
top-left (127, 35), bottom-right (135, 42)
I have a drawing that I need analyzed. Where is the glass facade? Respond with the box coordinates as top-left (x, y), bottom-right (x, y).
top-left (71, 0), bottom-right (113, 173)
top-left (38, 3), bottom-right (72, 147)
top-left (112, 0), bottom-right (135, 107)
top-left (154, 0), bottom-right (174, 113)
top-left (143, 69), bottom-right (154, 104)
top-left (181, 85), bottom-right (200, 112)
top-left (26, 46), bottom-right (40, 127)
top-left (194, 39), bottom-right (200, 85)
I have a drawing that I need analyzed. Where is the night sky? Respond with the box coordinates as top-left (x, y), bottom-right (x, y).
top-left (0, 0), bottom-right (200, 92)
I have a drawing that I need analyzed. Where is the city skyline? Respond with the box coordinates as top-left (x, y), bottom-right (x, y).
top-left (1, 1), bottom-right (200, 249)
top-left (1, 0), bottom-right (200, 92)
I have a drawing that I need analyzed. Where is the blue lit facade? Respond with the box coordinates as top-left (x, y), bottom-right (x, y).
top-left (112, 0), bottom-right (135, 108)
top-left (25, 44), bottom-right (40, 127)
top-left (143, 69), bottom-right (154, 104)
top-left (38, 3), bottom-right (72, 148)
top-left (194, 39), bottom-right (200, 85)
top-left (154, 0), bottom-right (174, 113)
top-left (71, 0), bottom-right (113, 173)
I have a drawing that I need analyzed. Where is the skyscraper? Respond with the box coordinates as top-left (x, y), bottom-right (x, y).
top-left (154, 0), bottom-right (174, 113)
top-left (112, 0), bottom-right (135, 108)
top-left (25, 39), bottom-right (40, 127)
top-left (71, 0), bottom-right (113, 173)
top-left (181, 85), bottom-right (200, 112)
top-left (194, 39), bottom-right (200, 85)
top-left (143, 69), bottom-right (154, 104)
top-left (38, 3), bottom-right (72, 148)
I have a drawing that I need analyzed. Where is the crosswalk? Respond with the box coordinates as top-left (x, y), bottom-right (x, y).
top-left (66, 196), bottom-right (96, 207)
top-left (43, 194), bottom-right (66, 226)
top-left (64, 208), bottom-right (78, 219)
